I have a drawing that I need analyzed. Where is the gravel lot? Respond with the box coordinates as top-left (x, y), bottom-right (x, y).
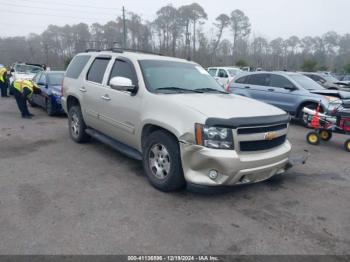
top-left (0, 97), bottom-right (349, 255)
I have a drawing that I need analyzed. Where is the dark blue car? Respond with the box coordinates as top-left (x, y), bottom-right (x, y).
top-left (30, 71), bottom-right (65, 116)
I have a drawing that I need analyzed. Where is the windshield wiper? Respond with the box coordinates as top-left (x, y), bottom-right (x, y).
top-left (155, 87), bottom-right (203, 93)
top-left (194, 88), bottom-right (229, 94)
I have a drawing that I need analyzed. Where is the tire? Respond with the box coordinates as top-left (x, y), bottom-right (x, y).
top-left (142, 130), bottom-right (186, 192)
top-left (306, 131), bottom-right (320, 145)
top-left (299, 103), bottom-right (319, 127)
top-left (46, 98), bottom-right (55, 116)
top-left (345, 139), bottom-right (350, 152)
top-left (68, 105), bottom-right (90, 143)
top-left (319, 130), bottom-right (332, 141)
top-left (28, 99), bottom-right (37, 107)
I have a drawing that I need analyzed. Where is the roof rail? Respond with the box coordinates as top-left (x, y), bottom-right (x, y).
top-left (85, 49), bottom-right (101, 53)
top-left (123, 48), bottom-right (163, 56)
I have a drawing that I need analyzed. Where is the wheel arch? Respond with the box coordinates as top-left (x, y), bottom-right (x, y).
top-left (66, 95), bottom-right (81, 111)
top-left (141, 123), bottom-right (180, 151)
top-left (296, 100), bottom-right (325, 118)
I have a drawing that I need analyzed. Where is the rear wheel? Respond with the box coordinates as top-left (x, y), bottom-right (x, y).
top-left (307, 131), bottom-right (320, 145)
top-left (345, 139), bottom-right (350, 152)
top-left (319, 130), bottom-right (332, 141)
top-left (68, 105), bottom-right (90, 143)
top-left (142, 130), bottom-right (185, 192)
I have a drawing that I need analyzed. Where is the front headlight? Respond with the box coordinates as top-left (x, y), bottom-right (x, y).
top-left (195, 124), bottom-right (234, 149)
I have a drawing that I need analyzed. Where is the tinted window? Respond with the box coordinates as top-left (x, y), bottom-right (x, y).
top-left (248, 74), bottom-right (270, 86)
top-left (48, 73), bottom-right (64, 86)
top-left (235, 76), bottom-right (248, 84)
top-left (66, 55), bottom-right (91, 79)
top-left (208, 68), bottom-right (217, 77)
top-left (270, 74), bottom-right (294, 88)
top-left (218, 69), bottom-right (228, 78)
top-left (109, 60), bottom-right (137, 85)
top-left (87, 58), bottom-right (110, 84)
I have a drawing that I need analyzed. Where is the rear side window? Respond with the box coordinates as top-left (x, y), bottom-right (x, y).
top-left (108, 60), bottom-right (137, 85)
top-left (87, 58), bottom-right (110, 84)
top-left (248, 74), bottom-right (270, 86)
top-left (66, 55), bottom-right (91, 79)
top-left (270, 75), bottom-right (294, 88)
top-left (235, 76), bottom-right (248, 84)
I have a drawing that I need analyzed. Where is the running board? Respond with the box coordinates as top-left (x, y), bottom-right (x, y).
top-left (85, 129), bottom-right (142, 161)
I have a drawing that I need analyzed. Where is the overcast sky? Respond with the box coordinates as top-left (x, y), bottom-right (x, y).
top-left (1, 0), bottom-right (349, 39)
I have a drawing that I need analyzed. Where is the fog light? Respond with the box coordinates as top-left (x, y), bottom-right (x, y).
top-left (208, 170), bottom-right (218, 180)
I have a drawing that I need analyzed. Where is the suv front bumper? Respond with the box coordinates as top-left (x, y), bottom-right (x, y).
top-left (180, 140), bottom-right (291, 186)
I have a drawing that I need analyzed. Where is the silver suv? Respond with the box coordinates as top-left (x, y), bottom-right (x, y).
top-left (61, 50), bottom-right (292, 192)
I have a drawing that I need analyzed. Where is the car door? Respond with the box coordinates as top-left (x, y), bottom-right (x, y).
top-left (83, 55), bottom-right (112, 132)
top-left (216, 69), bottom-right (229, 86)
top-left (97, 58), bottom-right (141, 148)
top-left (266, 74), bottom-right (302, 114)
top-left (243, 73), bottom-right (271, 103)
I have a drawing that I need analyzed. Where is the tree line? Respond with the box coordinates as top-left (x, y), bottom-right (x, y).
top-left (1, 2), bottom-right (350, 73)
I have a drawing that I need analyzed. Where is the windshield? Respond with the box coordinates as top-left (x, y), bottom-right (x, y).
top-left (15, 64), bottom-right (43, 74)
top-left (139, 60), bottom-right (226, 93)
top-left (227, 69), bottom-right (241, 77)
top-left (290, 74), bottom-right (325, 90)
top-left (48, 73), bottom-right (64, 85)
top-left (322, 75), bottom-right (339, 83)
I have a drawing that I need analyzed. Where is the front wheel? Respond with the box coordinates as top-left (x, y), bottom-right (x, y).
top-left (68, 105), bottom-right (90, 143)
top-left (306, 131), bottom-right (320, 145)
top-left (345, 139), bottom-right (350, 152)
top-left (142, 130), bottom-right (186, 192)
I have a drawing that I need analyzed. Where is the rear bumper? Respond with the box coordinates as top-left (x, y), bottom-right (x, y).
top-left (180, 140), bottom-right (291, 187)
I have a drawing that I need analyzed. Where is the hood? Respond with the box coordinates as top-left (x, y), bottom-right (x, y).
top-left (310, 89), bottom-right (350, 99)
top-left (163, 93), bottom-right (286, 119)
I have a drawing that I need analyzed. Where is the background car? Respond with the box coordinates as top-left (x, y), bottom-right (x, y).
top-left (30, 71), bottom-right (65, 116)
top-left (229, 71), bottom-right (350, 125)
top-left (302, 72), bottom-right (350, 91)
top-left (207, 66), bottom-right (242, 86)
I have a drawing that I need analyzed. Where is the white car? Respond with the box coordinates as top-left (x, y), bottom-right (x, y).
top-left (10, 63), bottom-right (44, 84)
top-left (207, 66), bottom-right (243, 87)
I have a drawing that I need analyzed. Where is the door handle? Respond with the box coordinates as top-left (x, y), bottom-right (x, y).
top-left (101, 94), bottom-right (111, 101)
top-left (79, 87), bottom-right (87, 92)
top-left (245, 86), bottom-right (250, 89)
top-left (268, 88), bottom-right (275, 92)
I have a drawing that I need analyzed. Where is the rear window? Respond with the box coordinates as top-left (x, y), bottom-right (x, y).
top-left (66, 55), bottom-right (91, 79)
top-left (247, 74), bottom-right (270, 86)
top-left (86, 58), bottom-right (110, 84)
top-left (48, 73), bottom-right (65, 86)
top-left (235, 75), bottom-right (248, 84)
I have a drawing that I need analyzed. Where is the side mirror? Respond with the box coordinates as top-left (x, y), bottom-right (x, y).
top-left (284, 85), bottom-right (297, 91)
top-left (110, 76), bottom-right (136, 93)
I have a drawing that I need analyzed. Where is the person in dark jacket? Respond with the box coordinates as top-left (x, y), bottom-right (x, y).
top-left (10, 80), bottom-right (39, 119)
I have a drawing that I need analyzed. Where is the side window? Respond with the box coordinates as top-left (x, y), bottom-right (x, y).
top-left (66, 55), bottom-right (91, 79)
top-left (270, 74), bottom-right (294, 88)
top-left (86, 58), bottom-right (110, 84)
top-left (218, 69), bottom-right (228, 78)
top-left (108, 60), bottom-right (137, 85)
top-left (235, 76), bottom-right (247, 84)
top-left (247, 74), bottom-right (270, 86)
top-left (208, 69), bottom-right (217, 77)
top-left (39, 74), bottom-right (47, 85)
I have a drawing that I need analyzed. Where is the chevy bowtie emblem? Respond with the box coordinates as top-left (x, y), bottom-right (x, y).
top-left (264, 132), bottom-right (277, 141)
